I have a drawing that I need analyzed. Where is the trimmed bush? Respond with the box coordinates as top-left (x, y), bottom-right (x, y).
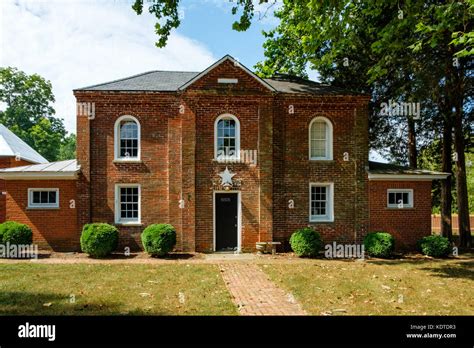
top-left (80, 223), bottom-right (118, 258)
top-left (141, 224), bottom-right (176, 257)
top-left (418, 235), bottom-right (451, 257)
top-left (364, 232), bottom-right (395, 258)
top-left (289, 227), bottom-right (323, 257)
top-left (0, 221), bottom-right (33, 245)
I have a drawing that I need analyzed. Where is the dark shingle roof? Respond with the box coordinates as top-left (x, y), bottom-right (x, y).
top-left (74, 71), bottom-right (200, 91)
top-left (74, 68), bottom-right (364, 95)
top-left (264, 76), bottom-right (362, 95)
top-left (368, 161), bottom-right (449, 176)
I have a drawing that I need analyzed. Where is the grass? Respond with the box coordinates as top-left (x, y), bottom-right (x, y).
top-left (260, 258), bottom-right (474, 315)
top-left (0, 264), bottom-right (237, 315)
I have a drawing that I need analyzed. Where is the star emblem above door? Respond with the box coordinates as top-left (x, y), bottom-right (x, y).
top-left (218, 167), bottom-right (235, 186)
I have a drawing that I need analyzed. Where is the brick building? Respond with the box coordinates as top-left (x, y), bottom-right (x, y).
top-left (0, 55), bottom-right (449, 252)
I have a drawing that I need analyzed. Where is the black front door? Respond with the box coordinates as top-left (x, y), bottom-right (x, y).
top-left (215, 193), bottom-right (238, 251)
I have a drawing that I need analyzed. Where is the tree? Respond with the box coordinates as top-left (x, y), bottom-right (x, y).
top-left (57, 134), bottom-right (76, 161)
top-left (0, 67), bottom-right (67, 161)
top-left (133, 0), bottom-right (473, 247)
top-left (253, 0), bottom-right (472, 247)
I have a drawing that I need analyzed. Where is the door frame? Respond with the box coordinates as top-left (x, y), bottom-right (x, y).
top-left (213, 190), bottom-right (241, 253)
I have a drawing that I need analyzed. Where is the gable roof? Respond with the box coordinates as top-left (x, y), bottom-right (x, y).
top-left (0, 159), bottom-right (79, 180)
top-left (0, 124), bottom-right (48, 164)
top-left (368, 161), bottom-right (450, 181)
top-left (177, 55), bottom-right (276, 92)
top-left (74, 55), bottom-right (363, 95)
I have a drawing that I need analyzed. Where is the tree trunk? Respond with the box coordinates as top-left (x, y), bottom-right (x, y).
top-left (407, 116), bottom-right (417, 168)
top-left (440, 115), bottom-right (453, 241)
top-left (453, 108), bottom-right (471, 249)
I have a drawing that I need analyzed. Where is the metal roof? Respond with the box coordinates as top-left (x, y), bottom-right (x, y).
top-left (0, 124), bottom-right (48, 164)
top-left (0, 159), bottom-right (80, 180)
top-left (368, 161), bottom-right (449, 181)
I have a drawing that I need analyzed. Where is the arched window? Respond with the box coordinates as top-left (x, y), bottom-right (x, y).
top-left (214, 114), bottom-right (240, 161)
top-left (309, 116), bottom-right (333, 160)
top-left (114, 115), bottom-right (140, 161)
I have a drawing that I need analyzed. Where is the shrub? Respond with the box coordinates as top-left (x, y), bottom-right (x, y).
top-left (364, 232), bottom-right (395, 258)
top-left (80, 223), bottom-right (118, 258)
top-left (0, 221), bottom-right (33, 245)
top-left (289, 227), bottom-right (323, 257)
top-left (141, 224), bottom-right (176, 257)
top-left (418, 235), bottom-right (451, 257)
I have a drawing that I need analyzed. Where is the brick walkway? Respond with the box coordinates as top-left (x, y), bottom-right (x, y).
top-left (219, 263), bottom-right (307, 315)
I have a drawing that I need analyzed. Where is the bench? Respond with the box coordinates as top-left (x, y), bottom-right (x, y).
top-left (256, 242), bottom-right (281, 255)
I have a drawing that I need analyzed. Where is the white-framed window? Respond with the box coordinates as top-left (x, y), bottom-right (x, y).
top-left (114, 115), bottom-right (141, 161)
top-left (28, 188), bottom-right (59, 209)
top-left (115, 184), bottom-right (141, 225)
top-left (309, 183), bottom-right (334, 222)
top-left (214, 114), bottom-right (240, 161)
top-left (387, 189), bottom-right (413, 208)
top-left (309, 116), bottom-right (333, 160)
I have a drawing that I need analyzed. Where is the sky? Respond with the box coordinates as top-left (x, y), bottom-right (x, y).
top-left (0, 0), bottom-right (285, 133)
top-left (0, 0), bottom-right (383, 161)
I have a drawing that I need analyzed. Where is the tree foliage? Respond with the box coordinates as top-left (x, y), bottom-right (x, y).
top-left (132, 0), bottom-right (278, 47)
top-left (0, 67), bottom-right (68, 162)
top-left (57, 133), bottom-right (76, 161)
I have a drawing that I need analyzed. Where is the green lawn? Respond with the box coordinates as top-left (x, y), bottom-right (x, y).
top-left (260, 258), bottom-right (474, 315)
top-left (0, 264), bottom-right (237, 315)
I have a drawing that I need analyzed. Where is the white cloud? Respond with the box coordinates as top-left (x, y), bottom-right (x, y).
top-left (0, 0), bottom-right (216, 133)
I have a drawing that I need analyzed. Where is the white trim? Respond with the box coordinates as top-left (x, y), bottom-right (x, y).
top-left (114, 184), bottom-right (141, 225)
top-left (213, 191), bottom-right (241, 253)
top-left (218, 78), bottom-right (238, 84)
top-left (28, 188), bottom-right (59, 209)
top-left (178, 55), bottom-right (276, 91)
top-left (387, 189), bottom-right (414, 208)
top-left (114, 115), bottom-right (141, 161)
top-left (368, 173), bottom-right (449, 181)
top-left (0, 172), bottom-right (78, 180)
top-left (309, 182), bottom-right (334, 222)
top-left (214, 114), bottom-right (241, 162)
top-left (309, 116), bottom-right (333, 161)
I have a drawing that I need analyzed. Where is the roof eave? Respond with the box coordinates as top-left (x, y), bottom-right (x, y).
top-left (0, 172), bottom-right (79, 180)
top-left (368, 173), bottom-right (450, 181)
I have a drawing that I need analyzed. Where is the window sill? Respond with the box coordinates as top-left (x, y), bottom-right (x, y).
top-left (386, 207), bottom-right (414, 210)
top-left (309, 159), bottom-right (334, 162)
top-left (27, 207), bottom-right (60, 210)
top-left (309, 219), bottom-right (334, 223)
top-left (213, 158), bottom-right (241, 163)
top-left (113, 159), bottom-right (142, 164)
top-left (115, 222), bottom-right (143, 227)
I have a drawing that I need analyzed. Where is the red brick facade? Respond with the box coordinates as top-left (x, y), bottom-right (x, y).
top-left (4, 180), bottom-right (79, 250)
top-left (369, 180), bottom-right (432, 249)
top-left (1, 57), bottom-right (438, 252)
top-left (0, 157), bottom-right (36, 223)
top-left (74, 59), bottom-right (374, 252)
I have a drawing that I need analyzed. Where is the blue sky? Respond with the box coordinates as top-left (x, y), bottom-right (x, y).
top-left (178, 0), bottom-right (279, 68)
